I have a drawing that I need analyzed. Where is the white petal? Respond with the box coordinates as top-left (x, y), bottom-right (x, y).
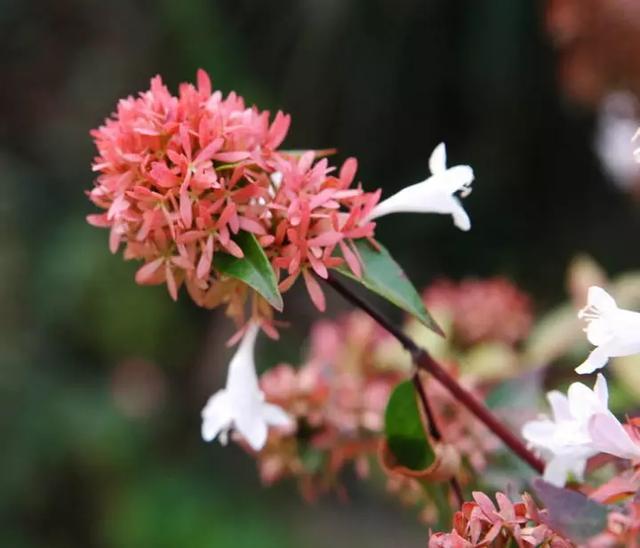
top-left (567, 381), bottom-right (606, 421)
top-left (607, 310), bottom-right (640, 354)
top-left (544, 450), bottom-right (590, 486)
top-left (575, 346), bottom-right (610, 374)
top-left (429, 142), bottom-right (447, 175)
top-left (261, 403), bottom-right (293, 428)
top-left (201, 390), bottom-right (233, 442)
top-left (522, 419), bottom-right (557, 447)
top-left (226, 322), bottom-right (261, 395)
top-left (567, 453), bottom-right (589, 482)
top-left (587, 286), bottom-right (618, 313)
top-left (589, 412), bottom-right (640, 460)
top-left (443, 165), bottom-right (474, 194)
top-left (270, 171), bottom-right (283, 186)
top-left (543, 455), bottom-right (573, 487)
top-left (585, 319), bottom-right (614, 346)
top-left (593, 373), bottom-right (609, 408)
top-left (235, 412), bottom-right (268, 451)
top-left (365, 182), bottom-right (430, 220)
top-left (547, 391), bottom-right (572, 422)
top-left (449, 196), bottom-right (471, 231)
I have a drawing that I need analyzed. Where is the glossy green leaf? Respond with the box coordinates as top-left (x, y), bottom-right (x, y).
top-left (384, 380), bottom-right (435, 471)
top-left (213, 231), bottom-right (283, 311)
top-left (334, 239), bottom-right (442, 335)
top-left (533, 479), bottom-right (608, 543)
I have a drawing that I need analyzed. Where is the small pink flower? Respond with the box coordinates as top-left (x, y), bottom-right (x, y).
top-left (423, 277), bottom-right (533, 346)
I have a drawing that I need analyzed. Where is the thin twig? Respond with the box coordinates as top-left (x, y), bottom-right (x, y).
top-left (325, 273), bottom-right (545, 475)
top-left (412, 371), bottom-right (464, 507)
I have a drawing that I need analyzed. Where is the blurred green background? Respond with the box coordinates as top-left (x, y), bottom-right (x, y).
top-left (2, 0), bottom-right (640, 546)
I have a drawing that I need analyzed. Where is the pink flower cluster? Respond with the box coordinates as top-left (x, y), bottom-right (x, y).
top-left (423, 277), bottom-right (533, 347)
top-left (424, 367), bottom-right (499, 473)
top-left (252, 308), bottom-right (499, 508)
top-left (256, 311), bottom-right (401, 499)
top-left (87, 70), bottom-right (379, 332)
top-left (431, 479), bottom-right (640, 546)
top-left (428, 492), bottom-right (572, 547)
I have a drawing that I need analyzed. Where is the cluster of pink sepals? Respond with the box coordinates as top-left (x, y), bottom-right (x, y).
top-left (429, 491), bottom-right (572, 547)
top-left (88, 69), bottom-right (380, 337)
top-left (431, 480), bottom-right (640, 547)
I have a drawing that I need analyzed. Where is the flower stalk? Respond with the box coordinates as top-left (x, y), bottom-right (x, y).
top-left (325, 273), bottom-right (545, 474)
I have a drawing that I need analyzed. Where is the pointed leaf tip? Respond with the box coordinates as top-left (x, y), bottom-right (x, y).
top-left (214, 231), bottom-right (283, 311)
top-left (334, 239), bottom-right (443, 335)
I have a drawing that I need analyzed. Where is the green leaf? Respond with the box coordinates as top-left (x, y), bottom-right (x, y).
top-left (334, 239), bottom-right (442, 335)
top-left (213, 231), bottom-right (283, 311)
top-left (384, 380), bottom-right (435, 470)
top-left (533, 479), bottom-right (608, 543)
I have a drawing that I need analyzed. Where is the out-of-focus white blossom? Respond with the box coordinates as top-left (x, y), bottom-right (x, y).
top-left (576, 286), bottom-right (640, 374)
top-left (522, 374), bottom-right (640, 487)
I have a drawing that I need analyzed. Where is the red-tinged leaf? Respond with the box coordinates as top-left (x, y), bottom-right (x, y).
top-left (533, 479), bottom-right (608, 543)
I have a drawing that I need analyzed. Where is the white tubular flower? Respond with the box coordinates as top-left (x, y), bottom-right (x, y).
top-left (522, 374), bottom-right (640, 486)
top-left (522, 386), bottom-right (598, 487)
top-left (366, 142), bottom-right (474, 230)
top-left (201, 323), bottom-right (292, 451)
top-left (576, 286), bottom-right (640, 374)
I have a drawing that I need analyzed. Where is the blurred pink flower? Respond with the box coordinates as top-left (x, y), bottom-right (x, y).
top-left (423, 277), bottom-right (533, 347)
top-left (252, 310), bottom-right (499, 506)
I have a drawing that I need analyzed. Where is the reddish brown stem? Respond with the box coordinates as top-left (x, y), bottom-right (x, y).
top-left (325, 274), bottom-right (545, 475)
top-left (413, 351), bottom-right (544, 473)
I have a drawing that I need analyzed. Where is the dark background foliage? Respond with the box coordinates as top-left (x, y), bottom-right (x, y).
top-left (1, 1), bottom-right (638, 546)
